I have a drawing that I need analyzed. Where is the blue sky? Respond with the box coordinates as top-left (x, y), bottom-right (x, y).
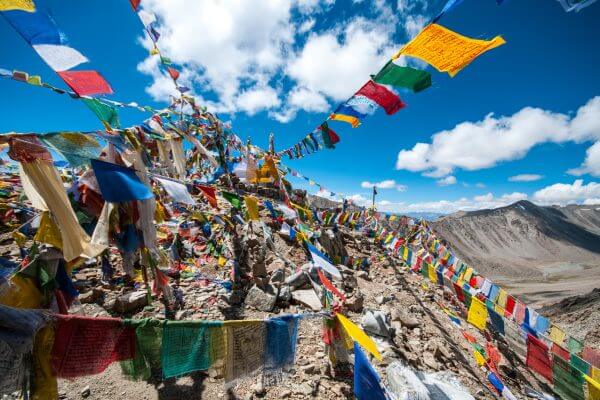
top-left (1, 0), bottom-right (600, 213)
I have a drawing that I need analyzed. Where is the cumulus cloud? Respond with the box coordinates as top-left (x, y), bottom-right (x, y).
top-left (569, 141), bottom-right (600, 177)
top-left (361, 179), bottom-right (407, 191)
top-left (508, 174), bottom-right (543, 182)
top-left (436, 175), bottom-right (457, 186)
top-left (532, 180), bottom-right (600, 205)
top-left (396, 97), bottom-right (600, 178)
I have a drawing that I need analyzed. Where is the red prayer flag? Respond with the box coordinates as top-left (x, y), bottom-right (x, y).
top-left (453, 283), bottom-right (465, 302)
top-left (551, 343), bottom-right (571, 362)
top-left (198, 185), bottom-right (219, 209)
top-left (355, 80), bottom-right (406, 115)
top-left (318, 268), bottom-right (346, 302)
top-left (57, 70), bottom-right (113, 96)
top-left (526, 334), bottom-right (553, 382)
top-left (51, 315), bottom-right (135, 378)
top-left (129, 0), bottom-right (141, 10)
top-left (167, 67), bottom-right (180, 81)
top-left (582, 346), bottom-right (600, 368)
top-left (504, 295), bottom-right (516, 317)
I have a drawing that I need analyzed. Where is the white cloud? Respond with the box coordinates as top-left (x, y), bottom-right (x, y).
top-left (235, 86), bottom-right (281, 115)
top-left (136, 0), bottom-right (295, 112)
top-left (298, 18), bottom-right (316, 34)
top-left (475, 183), bottom-right (486, 188)
top-left (569, 141), bottom-right (600, 177)
top-left (396, 97), bottom-right (600, 178)
top-left (374, 192), bottom-right (528, 214)
top-left (584, 198), bottom-right (600, 205)
top-left (532, 180), bottom-right (600, 205)
top-left (287, 19), bottom-right (398, 102)
top-left (404, 14), bottom-right (428, 38)
top-left (436, 175), bottom-right (457, 186)
top-left (361, 179), bottom-right (407, 191)
top-left (508, 174), bottom-right (543, 182)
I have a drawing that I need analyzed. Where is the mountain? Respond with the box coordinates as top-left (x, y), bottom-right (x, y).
top-left (431, 200), bottom-right (600, 305)
top-left (405, 211), bottom-right (445, 221)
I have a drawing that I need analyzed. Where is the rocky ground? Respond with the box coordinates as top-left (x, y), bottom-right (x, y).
top-left (46, 222), bottom-right (565, 399)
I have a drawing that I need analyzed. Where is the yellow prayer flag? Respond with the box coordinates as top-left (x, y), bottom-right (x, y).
top-left (244, 195), bottom-right (260, 220)
top-left (329, 113), bottom-right (360, 128)
top-left (389, 215), bottom-right (397, 221)
top-left (34, 211), bottom-right (63, 250)
top-left (218, 255), bottom-right (227, 267)
top-left (12, 230), bottom-right (27, 247)
top-left (32, 325), bottom-right (57, 400)
top-left (428, 264), bottom-right (438, 284)
top-left (549, 325), bottom-right (567, 345)
top-left (0, 0), bottom-right (35, 12)
top-left (336, 313), bottom-right (382, 361)
top-left (394, 23), bottom-right (506, 77)
top-left (473, 350), bottom-right (486, 366)
top-left (463, 267), bottom-right (474, 283)
top-left (584, 374), bottom-right (600, 400)
top-left (496, 289), bottom-right (508, 308)
top-left (265, 157), bottom-right (279, 181)
top-left (594, 366), bottom-right (600, 382)
top-left (27, 75), bottom-right (42, 86)
top-left (467, 297), bottom-right (488, 331)
top-left (0, 275), bottom-right (43, 309)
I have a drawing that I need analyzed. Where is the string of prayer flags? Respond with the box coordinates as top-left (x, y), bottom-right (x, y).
top-left (329, 112), bottom-right (360, 128)
top-left (82, 98), bottom-right (120, 130)
top-left (336, 313), bottom-right (382, 360)
top-left (223, 320), bottom-right (266, 387)
top-left (569, 337), bottom-right (585, 355)
top-left (353, 342), bottom-right (387, 400)
top-left (394, 23), bottom-right (506, 77)
top-left (244, 195), bottom-right (260, 220)
top-left (263, 315), bottom-right (300, 386)
top-left (467, 296), bottom-right (488, 330)
top-left (432, 0), bottom-right (465, 23)
top-left (317, 268), bottom-right (346, 302)
top-left (91, 159), bottom-right (153, 203)
top-left (0, 2), bottom-right (113, 95)
top-left (553, 354), bottom-right (586, 400)
top-left (307, 243), bottom-right (342, 280)
top-left (318, 123), bottom-right (340, 149)
top-left (354, 80), bottom-right (405, 115)
top-left (372, 60), bottom-right (432, 93)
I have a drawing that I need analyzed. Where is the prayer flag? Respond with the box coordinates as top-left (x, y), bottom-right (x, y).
top-left (372, 60), bottom-right (431, 93)
top-left (526, 334), bottom-right (553, 382)
top-left (584, 373), bottom-right (600, 400)
top-left (353, 342), bottom-right (387, 400)
top-left (553, 354), bottom-right (585, 400)
top-left (394, 23), bottom-right (505, 77)
top-left (582, 347), bottom-right (600, 368)
top-left (263, 316), bottom-right (300, 385)
top-left (318, 122), bottom-right (340, 149)
top-left (51, 315), bottom-right (135, 378)
top-left (244, 195), bottom-right (260, 220)
top-left (167, 67), bottom-right (179, 80)
top-left (329, 112), bottom-right (360, 128)
top-left (318, 269), bottom-right (346, 302)
top-left (558, 0), bottom-right (598, 12)
top-left (156, 177), bottom-right (195, 205)
top-left (432, 0), bottom-right (465, 22)
top-left (91, 159), bottom-right (153, 202)
top-left (354, 80), bottom-right (405, 115)
top-left (307, 243), bottom-right (341, 280)
top-left (467, 297), bottom-right (488, 331)
top-left (0, 0), bottom-right (35, 12)
top-left (57, 70), bottom-right (113, 96)
top-left (222, 191), bottom-right (242, 209)
top-left (336, 314), bottom-right (382, 360)
top-left (32, 44), bottom-right (88, 71)
top-left (198, 185), bottom-right (219, 209)
top-left (82, 98), bottom-right (120, 129)
top-left (488, 372), bottom-right (504, 394)
top-left (569, 337), bottom-right (585, 354)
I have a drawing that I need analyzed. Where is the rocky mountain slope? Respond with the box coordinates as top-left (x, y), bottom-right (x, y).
top-left (432, 200), bottom-right (600, 304)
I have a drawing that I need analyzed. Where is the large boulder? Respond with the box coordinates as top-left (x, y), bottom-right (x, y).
top-left (244, 284), bottom-right (278, 312)
top-left (291, 288), bottom-right (322, 311)
top-left (111, 290), bottom-right (148, 313)
top-left (318, 228), bottom-right (348, 263)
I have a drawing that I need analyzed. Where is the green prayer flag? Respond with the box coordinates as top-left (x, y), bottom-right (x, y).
top-left (372, 60), bottom-right (432, 93)
top-left (222, 191), bottom-right (242, 209)
top-left (120, 319), bottom-right (164, 380)
top-left (568, 337), bottom-right (584, 354)
top-left (82, 98), bottom-right (120, 128)
top-left (553, 355), bottom-right (586, 400)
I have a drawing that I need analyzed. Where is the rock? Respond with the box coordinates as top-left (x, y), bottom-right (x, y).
top-left (318, 228), bottom-right (347, 261)
top-left (81, 386), bottom-right (91, 398)
top-left (277, 285), bottom-right (291, 304)
top-left (79, 288), bottom-right (103, 304)
top-left (301, 363), bottom-right (316, 374)
top-left (252, 380), bottom-right (266, 396)
top-left (356, 271), bottom-right (370, 280)
top-left (270, 268), bottom-right (285, 284)
top-left (175, 309), bottom-right (192, 320)
top-left (375, 295), bottom-right (386, 305)
top-left (244, 284), bottom-right (278, 312)
top-left (280, 389), bottom-right (292, 398)
top-left (361, 310), bottom-right (392, 338)
top-left (111, 290), bottom-right (148, 314)
top-left (345, 291), bottom-right (364, 313)
top-left (422, 352), bottom-right (439, 370)
top-left (399, 312), bottom-right (421, 329)
top-left (291, 289), bottom-right (322, 311)
top-left (284, 270), bottom-right (309, 289)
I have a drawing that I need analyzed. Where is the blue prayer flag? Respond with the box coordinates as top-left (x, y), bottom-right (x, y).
top-left (487, 372), bottom-right (504, 394)
top-left (354, 342), bottom-right (387, 400)
top-left (90, 159), bottom-right (153, 202)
